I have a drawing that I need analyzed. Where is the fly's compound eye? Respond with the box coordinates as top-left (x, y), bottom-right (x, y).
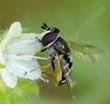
top-left (41, 29), bottom-right (60, 46)
top-left (41, 32), bottom-right (58, 46)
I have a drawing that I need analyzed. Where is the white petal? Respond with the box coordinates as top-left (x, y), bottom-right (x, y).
top-left (19, 69), bottom-right (41, 80)
top-left (7, 56), bottom-right (40, 77)
top-left (5, 36), bottom-right (41, 55)
top-left (0, 22), bottom-right (22, 51)
top-left (7, 21), bottom-right (22, 37)
top-left (0, 47), bottom-right (5, 65)
top-left (0, 69), bottom-right (17, 88)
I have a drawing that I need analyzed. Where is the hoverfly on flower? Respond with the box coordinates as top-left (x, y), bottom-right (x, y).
top-left (37, 23), bottom-right (103, 99)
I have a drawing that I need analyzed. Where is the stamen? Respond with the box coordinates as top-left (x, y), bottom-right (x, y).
top-left (22, 55), bottom-right (49, 60)
top-left (7, 40), bottom-right (35, 49)
top-left (32, 58), bottom-right (36, 62)
top-left (5, 55), bottom-right (48, 61)
top-left (39, 77), bottom-right (49, 84)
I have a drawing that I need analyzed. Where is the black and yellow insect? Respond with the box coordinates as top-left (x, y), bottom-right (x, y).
top-left (38, 23), bottom-right (73, 86)
top-left (38, 23), bottom-right (103, 99)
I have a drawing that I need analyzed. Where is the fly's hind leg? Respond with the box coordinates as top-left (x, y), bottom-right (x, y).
top-left (42, 71), bottom-right (56, 78)
top-left (41, 61), bottom-right (52, 69)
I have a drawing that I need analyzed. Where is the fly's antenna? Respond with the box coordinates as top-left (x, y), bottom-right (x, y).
top-left (41, 23), bottom-right (50, 30)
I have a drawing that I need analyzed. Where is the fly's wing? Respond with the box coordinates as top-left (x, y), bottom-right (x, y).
top-left (69, 41), bottom-right (104, 63)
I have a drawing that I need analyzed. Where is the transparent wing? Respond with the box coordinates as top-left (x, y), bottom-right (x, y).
top-left (69, 41), bottom-right (104, 63)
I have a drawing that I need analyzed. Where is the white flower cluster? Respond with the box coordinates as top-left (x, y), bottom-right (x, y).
top-left (0, 22), bottom-right (48, 88)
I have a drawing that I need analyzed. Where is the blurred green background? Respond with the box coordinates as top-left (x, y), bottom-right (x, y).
top-left (0, 0), bottom-right (109, 104)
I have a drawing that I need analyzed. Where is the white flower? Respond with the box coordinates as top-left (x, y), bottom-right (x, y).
top-left (0, 22), bottom-right (48, 88)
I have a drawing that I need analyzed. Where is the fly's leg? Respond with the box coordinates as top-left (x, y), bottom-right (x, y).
top-left (41, 53), bottom-right (55, 70)
top-left (51, 57), bottom-right (55, 71)
top-left (41, 60), bottom-right (55, 71)
top-left (41, 61), bottom-right (52, 69)
top-left (42, 69), bottom-right (62, 87)
top-left (42, 71), bottom-right (56, 78)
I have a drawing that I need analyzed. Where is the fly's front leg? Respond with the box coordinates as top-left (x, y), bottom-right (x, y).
top-left (41, 54), bottom-right (55, 71)
top-left (51, 57), bottom-right (55, 71)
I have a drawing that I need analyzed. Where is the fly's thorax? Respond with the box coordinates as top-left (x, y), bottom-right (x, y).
top-left (48, 45), bottom-right (55, 53)
top-left (48, 46), bottom-right (56, 60)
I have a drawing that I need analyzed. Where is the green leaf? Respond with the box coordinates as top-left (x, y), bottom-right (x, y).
top-left (10, 95), bottom-right (20, 104)
top-left (17, 79), bottom-right (39, 94)
top-left (0, 92), bottom-right (5, 101)
top-left (25, 85), bottom-right (38, 93)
